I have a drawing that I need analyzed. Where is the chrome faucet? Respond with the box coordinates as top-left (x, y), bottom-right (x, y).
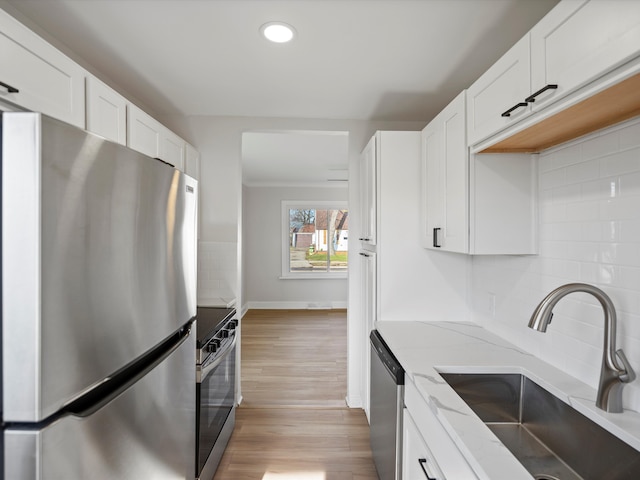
top-left (528, 283), bottom-right (635, 413)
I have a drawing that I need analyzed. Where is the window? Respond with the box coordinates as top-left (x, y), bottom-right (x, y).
top-left (282, 201), bottom-right (348, 279)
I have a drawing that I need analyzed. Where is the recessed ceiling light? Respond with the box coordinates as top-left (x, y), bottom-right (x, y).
top-left (260, 22), bottom-right (296, 43)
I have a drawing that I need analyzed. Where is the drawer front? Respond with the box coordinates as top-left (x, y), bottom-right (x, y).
top-left (403, 408), bottom-right (445, 480)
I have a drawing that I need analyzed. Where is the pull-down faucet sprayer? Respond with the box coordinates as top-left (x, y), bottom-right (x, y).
top-left (528, 283), bottom-right (635, 413)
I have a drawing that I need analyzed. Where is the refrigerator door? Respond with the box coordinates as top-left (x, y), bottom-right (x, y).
top-left (4, 322), bottom-right (196, 480)
top-left (2, 112), bottom-right (197, 422)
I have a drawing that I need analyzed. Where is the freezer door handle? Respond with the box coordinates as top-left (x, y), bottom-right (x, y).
top-left (62, 322), bottom-right (193, 418)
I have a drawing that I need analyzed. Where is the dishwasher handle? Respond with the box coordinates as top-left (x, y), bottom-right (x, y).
top-left (370, 330), bottom-right (404, 385)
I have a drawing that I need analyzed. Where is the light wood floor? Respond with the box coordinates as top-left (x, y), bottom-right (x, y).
top-left (212, 309), bottom-right (379, 480)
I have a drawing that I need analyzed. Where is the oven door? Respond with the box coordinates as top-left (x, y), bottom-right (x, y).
top-left (196, 335), bottom-right (236, 479)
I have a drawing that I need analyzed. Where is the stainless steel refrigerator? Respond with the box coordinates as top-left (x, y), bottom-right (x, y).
top-left (1, 112), bottom-right (198, 479)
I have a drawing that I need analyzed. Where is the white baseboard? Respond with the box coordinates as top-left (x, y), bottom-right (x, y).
top-left (244, 301), bottom-right (347, 311)
top-left (345, 393), bottom-right (363, 409)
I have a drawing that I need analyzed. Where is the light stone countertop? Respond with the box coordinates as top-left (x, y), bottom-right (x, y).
top-left (375, 320), bottom-right (640, 480)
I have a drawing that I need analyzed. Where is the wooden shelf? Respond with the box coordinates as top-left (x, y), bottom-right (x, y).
top-left (480, 73), bottom-right (640, 154)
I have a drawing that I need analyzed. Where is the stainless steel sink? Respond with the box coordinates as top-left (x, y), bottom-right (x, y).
top-left (440, 373), bottom-right (640, 480)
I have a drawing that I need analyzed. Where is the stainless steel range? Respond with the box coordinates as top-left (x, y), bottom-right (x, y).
top-left (195, 307), bottom-right (238, 480)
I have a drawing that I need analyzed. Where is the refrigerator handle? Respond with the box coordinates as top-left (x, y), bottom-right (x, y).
top-left (63, 322), bottom-right (193, 418)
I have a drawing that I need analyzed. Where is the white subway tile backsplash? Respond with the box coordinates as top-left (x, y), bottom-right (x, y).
top-left (566, 158), bottom-right (600, 184)
top-left (619, 120), bottom-right (640, 151)
top-left (619, 171), bottom-right (640, 196)
top-left (600, 196), bottom-right (640, 220)
top-left (581, 131), bottom-right (619, 161)
top-left (551, 142), bottom-right (582, 169)
top-left (566, 200), bottom-right (600, 222)
top-left (197, 241), bottom-right (238, 300)
top-left (541, 168), bottom-right (567, 189)
top-left (551, 183), bottom-right (581, 203)
top-left (600, 147), bottom-right (640, 177)
top-left (472, 117), bottom-right (640, 412)
top-left (621, 219), bottom-right (640, 242)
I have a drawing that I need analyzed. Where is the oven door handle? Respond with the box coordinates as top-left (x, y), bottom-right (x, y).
top-left (197, 334), bottom-right (236, 383)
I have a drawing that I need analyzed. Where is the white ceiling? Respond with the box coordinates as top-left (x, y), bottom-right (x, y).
top-left (3, 0), bottom-right (559, 184)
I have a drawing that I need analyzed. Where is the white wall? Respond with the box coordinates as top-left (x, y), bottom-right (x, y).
top-left (243, 184), bottom-right (348, 309)
top-left (470, 117), bottom-right (640, 412)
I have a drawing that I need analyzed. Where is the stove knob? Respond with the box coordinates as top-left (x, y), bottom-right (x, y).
top-left (221, 330), bottom-right (229, 338)
top-left (207, 339), bottom-right (221, 353)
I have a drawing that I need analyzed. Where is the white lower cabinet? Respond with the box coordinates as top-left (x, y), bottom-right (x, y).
top-left (403, 377), bottom-right (478, 479)
top-left (403, 408), bottom-right (445, 480)
top-left (0, 9), bottom-right (86, 128)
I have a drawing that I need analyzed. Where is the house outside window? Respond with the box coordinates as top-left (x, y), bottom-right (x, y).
top-left (282, 201), bottom-right (348, 279)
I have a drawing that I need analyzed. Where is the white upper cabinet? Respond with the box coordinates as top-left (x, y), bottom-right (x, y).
top-left (185, 143), bottom-right (200, 181)
top-left (422, 91), bottom-right (468, 253)
top-left (530, 0), bottom-right (640, 110)
top-left (86, 75), bottom-right (127, 145)
top-left (468, 0), bottom-right (640, 150)
top-left (128, 104), bottom-right (187, 170)
top-left (0, 9), bottom-right (86, 128)
top-left (359, 135), bottom-right (377, 246)
top-left (466, 36), bottom-right (531, 147)
top-left (0, 8), bottom-right (197, 173)
top-left (160, 127), bottom-right (186, 172)
top-left (422, 91), bottom-right (537, 255)
top-left (127, 104), bottom-right (162, 159)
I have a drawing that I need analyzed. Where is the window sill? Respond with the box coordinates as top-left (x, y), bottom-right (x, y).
top-left (279, 273), bottom-right (348, 280)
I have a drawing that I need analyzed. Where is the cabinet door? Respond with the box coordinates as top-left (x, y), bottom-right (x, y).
top-left (161, 127), bottom-right (186, 172)
top-left (86, 76), bottom-right (127, 145)
top-left (403, 409), bottom-right (445, 480)
top-left (422, 91), bottom-right (468, 253)
top-left (127, 104), bottom-right (161, 159)
top-left (441, 93), bottom-right (468, 253)
top-left (0, 10), bottom-right (85, 128)
top-left (421, 118), bottom-right (443, 250)
top-left (466, 35), bottom-right (531, 146)
top-left (185, 143), bottom-right (200, 181)
top-left (531, 0), bottom-right (640, 111)
top-left (359, 135), bottom-right (377, 245)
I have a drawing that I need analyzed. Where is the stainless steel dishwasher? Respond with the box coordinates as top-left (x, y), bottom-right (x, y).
top-left (369, 330), bottom-right (405, 480)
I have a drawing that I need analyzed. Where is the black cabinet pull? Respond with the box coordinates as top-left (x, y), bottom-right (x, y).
top-left (359, 252), bottom-right (370, 257)
top-left (418, 458), bottom-right (437, 480)
top-left (525, 84), bottom-right (558, 103)
top-left (501, 102), bottom-right (528, 117)
top-left (0, 80), bottom-right (19, 93)
top-left (433, 228), bottom-right (441, 248)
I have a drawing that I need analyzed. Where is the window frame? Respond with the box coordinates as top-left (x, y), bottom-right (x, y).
top-left (281, 200), bottom-right (349, 280)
